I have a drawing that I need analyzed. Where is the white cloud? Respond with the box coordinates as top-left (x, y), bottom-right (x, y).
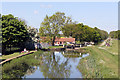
top-left (40, 4), bottom-right (53, 8)
top-left (34, 10), bottom-right (38, 14)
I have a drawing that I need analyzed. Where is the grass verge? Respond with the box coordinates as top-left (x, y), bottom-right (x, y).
top-left (77, 46), bottom-right (118, 78)
top-left (2, 50), bottom-right (44, 78)
top-left (1, 51), bottom-right (36, 60)
top-left (100, 39), bottom-right (119, 55)
top-left (48, 46), bottom-right (63, 49)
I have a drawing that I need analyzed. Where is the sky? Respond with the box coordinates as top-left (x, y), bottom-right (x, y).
top-left (1, 2), bottom-right (118, 33)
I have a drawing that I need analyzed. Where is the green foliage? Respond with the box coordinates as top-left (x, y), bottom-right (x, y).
top-left (62, 23), bottom-right (107, 43)
top-left (2, 14), bottom-right (29, 54)
top-left (62, 23), bottom-right (77, 37)
top-left (109, 30), bottom-right (120, 40)
top-left (39, 12), bottom-right (72, 46)
top-left (40, 12), bottom-right (108, 44)
top-left (94, 27), bottom-right (108, 41)
top-left (75, 41), bottom-right (80, 44)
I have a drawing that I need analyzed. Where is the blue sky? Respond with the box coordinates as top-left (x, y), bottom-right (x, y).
top-left (2, 2), bottom-right (118, 33)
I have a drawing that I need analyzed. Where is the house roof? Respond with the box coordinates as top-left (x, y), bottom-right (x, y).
top-left (40, 37), bottom-right (75, 42)
top-left (55, 38), bottom-right (75, 42)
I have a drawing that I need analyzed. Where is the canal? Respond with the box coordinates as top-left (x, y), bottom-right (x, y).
top-left (2, 50), bottom-right (89, 78)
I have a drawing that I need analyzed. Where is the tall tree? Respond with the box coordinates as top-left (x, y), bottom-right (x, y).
top-left (2, 14), bottom-right (29, 54)
top-left (39, 12), bottom-right (71, 46)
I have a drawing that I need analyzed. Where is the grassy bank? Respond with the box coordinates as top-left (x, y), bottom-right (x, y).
top-left (77, 46), bottom-right (118, 78)
top-left (2, 50), bottom-right (44, 78)
top-left (1, 51), bottom-right (36, 60)
top-left (48, 46), bottom-right (63, 49)
top-left (100, 39), bottom-right (119, 55)
top-left (1, 45), bottom-right (63, 60)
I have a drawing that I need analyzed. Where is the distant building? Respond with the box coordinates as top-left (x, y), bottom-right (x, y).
top-left (54, 37), bottom-right (75, 45)
top-left (40, 37), bottom-right (75, 46)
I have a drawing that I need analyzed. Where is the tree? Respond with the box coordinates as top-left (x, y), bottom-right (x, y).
top-left (62, 23), bottom-right (106, 43)
top-left (2, 14), bottom-right (29, 54)
top-left (91, 29), bottom-right (101, 43)
top-left (27, 26), bottom-right (39, 42)
top-left (94, 27), bottom-right (108, 41)
top-left (24, 26), bottom-right (40, 50)
top-left (39, 12), bottom-right (72, 46)
top-left (62, 22), bottom-right (77, 37)
top-left (109, 30), bottom-right (120, 40)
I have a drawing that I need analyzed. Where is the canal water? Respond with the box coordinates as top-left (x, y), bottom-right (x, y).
top-left (2, 51), bottom-right (89, 78)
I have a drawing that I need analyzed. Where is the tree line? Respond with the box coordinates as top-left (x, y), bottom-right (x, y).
top-left (2, 12), bottom-right (110, 54)
top-left (62, 23), bottom-right (108, 43)
top-left (109, 30), bottom-right (120, 40)
top-left (39, 12), bottom-right (108, 45)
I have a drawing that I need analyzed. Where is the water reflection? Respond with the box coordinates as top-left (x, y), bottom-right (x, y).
top-left (38, 52), bottom-right (71, 78)
top-left (2, 51), bottom-right (89, 78)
